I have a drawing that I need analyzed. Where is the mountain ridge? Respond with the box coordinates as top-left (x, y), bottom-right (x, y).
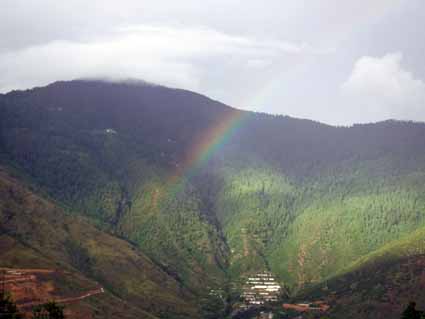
top-left (3, 78), bottom-right (425, 128)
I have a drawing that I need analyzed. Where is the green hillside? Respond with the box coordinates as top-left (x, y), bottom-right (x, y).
top-left (268, 169), bottom-right (425, 289)
top-left (2, 80), bottom-right (425, 318)
top-left (297, 226), bottom-right (425, 319)
top-left (0, 167), bottom-right (200, 319)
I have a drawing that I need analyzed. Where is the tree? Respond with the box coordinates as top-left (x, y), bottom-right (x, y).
top-left (32, 302), bottom-right (65, 319)
top-left (0, 291), bottom-right (23, 319)
top-left (401, 302), bottom-right (421, 319)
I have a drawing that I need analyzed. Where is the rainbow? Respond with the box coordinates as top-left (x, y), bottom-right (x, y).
top-left (167, 107), bottom-right (249, 188)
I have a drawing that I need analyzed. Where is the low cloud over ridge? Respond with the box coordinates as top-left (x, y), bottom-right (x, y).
top-left (341, 53), bottom-right (425, 123)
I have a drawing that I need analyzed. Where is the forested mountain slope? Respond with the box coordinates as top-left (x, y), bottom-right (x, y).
top-left (0, 167), bottom-right (201, 319)
top-left (0, 81), bottom-right (230, 295)
top-left (1, 80), bottom-right (425, 318)
top-left (298, 226), bottom-right (425, 319)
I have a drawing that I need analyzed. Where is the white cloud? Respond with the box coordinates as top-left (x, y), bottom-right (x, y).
top-left (341, 52), bottom-right (425, 122)
top-left (2, 0), bottom-right (422, 125)
top-left (0, 25), bottom-right (327, 93)
top-left (0, 0), bottom-right (402, 52)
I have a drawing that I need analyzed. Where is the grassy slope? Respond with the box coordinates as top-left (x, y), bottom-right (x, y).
top-left (0, 166), bottom-right (200, 319)
top-left (0, 235), bottom-right (158, 319)
top-left (297, 227), bottom-right (425, 319)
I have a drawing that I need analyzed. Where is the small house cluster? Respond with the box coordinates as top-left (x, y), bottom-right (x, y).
top-left (241, 272), bottom-right (281, 305)
top-left (105, 128), bottom-right (117, 134)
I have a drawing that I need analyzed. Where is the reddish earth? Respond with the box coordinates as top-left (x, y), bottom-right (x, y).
top-left (18, 288), bottom-right (104, 309)
top-left (283, 301), bottom-right (330, 313)
top-left (1, 268), bottom-right (104, 318)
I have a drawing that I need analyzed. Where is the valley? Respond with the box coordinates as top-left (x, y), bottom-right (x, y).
top-left (1, 80), bottom-right (425, 318)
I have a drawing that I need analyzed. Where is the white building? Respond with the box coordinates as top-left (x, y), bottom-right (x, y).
top-left (241, 271), bottom-right (282, 305)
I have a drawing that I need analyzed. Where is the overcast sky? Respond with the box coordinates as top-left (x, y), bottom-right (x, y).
top-left (1, 0), bottom-right (424, 125)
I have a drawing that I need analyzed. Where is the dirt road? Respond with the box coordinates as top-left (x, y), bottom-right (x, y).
top-left (19, 288), bottom-right (105, 309)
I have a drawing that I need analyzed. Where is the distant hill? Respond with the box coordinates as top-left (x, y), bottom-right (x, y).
top-left (1, 80), bottom-right (425, 318)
